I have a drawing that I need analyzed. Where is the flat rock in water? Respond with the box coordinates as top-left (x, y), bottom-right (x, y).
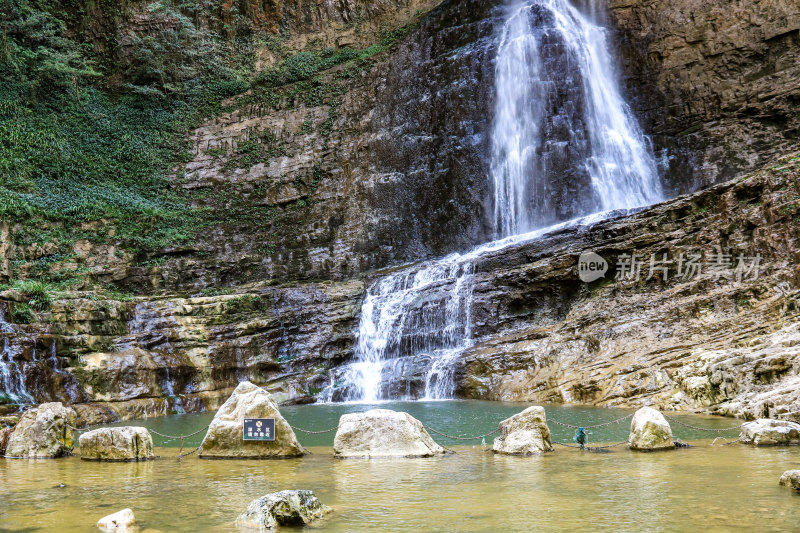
top-left (628, 407), bottom-right (674, 451)
top-left (80, 427), bottom-right (154, 461)
top-left (492, 406), bottom-right (553, 455)
top-left (235, 490), bottom-right (330, 531)
top-left (739, 419), bottom-right (800, 446)
top-left (97, 508), bottom-right (135, 531)
top-left (5, 403), bottom-right (77, 458)
top-left (333, 409), bottom-right (445, 458)
top-left (199, 381), bottom-right (304, 459)
top-left (779, 470), bottom-right (800, 491)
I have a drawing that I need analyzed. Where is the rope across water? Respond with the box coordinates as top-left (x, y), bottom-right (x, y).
top-left (662, 414), bottom-right (746, 433)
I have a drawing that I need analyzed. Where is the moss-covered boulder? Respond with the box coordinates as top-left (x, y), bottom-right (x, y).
top-left (79, 427), bottom-right (154, 462)
top-left (628, 407), bottom-right (674, 451)
top-left (199, 381), bottom-right (304, 459)
top-left (5, 402), bottom-right (77, 458)
top-left (492, 406), bottom-right (553, 455)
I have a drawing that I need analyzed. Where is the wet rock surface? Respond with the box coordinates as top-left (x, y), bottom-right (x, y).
top-left (4, 402), bottom-right (76, 458)
top-left (235, 490), bottom-right (330, 531)
top-left (628, 407), bottom-right (674, 451)
top-left (199, 381), bottom-right (304, 459)
top-left (79, 427), bottom-right (154, 462)
top-left (739, 419), bottom-right (800, 446)
top-left (333, 409), bottom-right (445, 458)
top-left (492, 406), bottom-right (553, 455)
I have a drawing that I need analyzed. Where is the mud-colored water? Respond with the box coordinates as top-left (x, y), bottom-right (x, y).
top-left (2, 402), bottom-right (799, 532)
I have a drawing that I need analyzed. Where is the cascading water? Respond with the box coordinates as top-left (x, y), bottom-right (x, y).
top-left (324, 0), bottom-right (662, 402)
top-left (0, 307), bottom-right (34, 405)
top-left (491, 0), bottom-right (661, 236)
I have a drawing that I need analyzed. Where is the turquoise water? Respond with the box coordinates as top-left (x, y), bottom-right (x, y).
top-left (105, 401), bottom-right (748, 448)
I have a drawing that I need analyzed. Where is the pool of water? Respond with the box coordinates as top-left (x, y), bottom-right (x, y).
top-left (2, 401), bottom-right (799, 532)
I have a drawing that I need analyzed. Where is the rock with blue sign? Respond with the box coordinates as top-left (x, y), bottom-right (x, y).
top-left (199, 382), bottom-right (304, 459)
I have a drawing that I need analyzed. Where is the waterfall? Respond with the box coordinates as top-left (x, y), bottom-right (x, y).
top-left (323, 0), bottom-right (661, 402)
top-left (491, 0), bottom-right (661, 236)
top-left (0, 308), bottom-right (34, 405)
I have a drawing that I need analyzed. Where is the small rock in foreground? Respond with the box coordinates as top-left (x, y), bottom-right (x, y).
top-left (97, 508), bottom-right (135, 531)
top-left (235, 490), bottom-right (330, 531)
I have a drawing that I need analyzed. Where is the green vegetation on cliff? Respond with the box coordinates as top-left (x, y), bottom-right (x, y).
top-left (0, 0), bottom-right (421, 289)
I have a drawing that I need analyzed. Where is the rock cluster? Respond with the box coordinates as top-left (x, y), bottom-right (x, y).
top-left (235, 490), bottom-right (330, 531)
top-left (5, 403), bottom-right (77, 458)
top-left (739, 419), bottom-right (800, 446)
top-left (199, 381), bottom-right (304, 459)
top-left (492, 406), bottom-right (553, 455)
top-left (80, 427), bottom-right (154, 461)
top-left (333, 409), bottom-right (445, 458)
top-left (628, 407), bottom-right (674, 451)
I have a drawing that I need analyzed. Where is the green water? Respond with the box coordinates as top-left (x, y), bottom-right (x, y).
top-left (104, 401), bottom-right (749, 449)
top-left (2, 401), bottom-right (799, 532)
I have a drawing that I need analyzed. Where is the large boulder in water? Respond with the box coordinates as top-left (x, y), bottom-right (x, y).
top-left (80, 427), bottom-right (154, 462)
top-left (5, 402), bottom-right (77, 458)
top-left (779, 470), bottom-right (800, 491)
top-left (333, 409), bottom-right (445, 458)
top-left (199, 381), bottom-right (304, 459)
top-left (492, 406), bottom-right (553, 455)
top-left (235, 490), bottom-right (330, 531)
top-left (739, 419), bottom-right (800, 446)
top-left (628, 407), bottom-right (674, 451)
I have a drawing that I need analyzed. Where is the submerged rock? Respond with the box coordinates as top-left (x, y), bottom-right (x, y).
top-left (492, 406), bottom-right (553, 455)
top-left (97, 508), bottom-right (135, 531)
top-left (779, 470), bottom-right (800, 491)
top-left (80, 427), bottom-right (154, 462)
top-left (235, 490), bottom-right (330, 531)
top-left (5, 403), bottom-right (77, 458)
top-left (333, 409), bottom-right (445, 458)
top-left (739, 419), bottom-right (800, 446)
top-left (628, 407), bottom-right (674, 451)
top-left (199, 381), bottom-right (304, 459)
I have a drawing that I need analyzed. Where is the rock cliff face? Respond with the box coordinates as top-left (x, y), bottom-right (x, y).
top-left (455, 152), bottom-right (800, 421)
top-left (108, 0), bottom-right (799, 291)
top-left (609, 0), bottom-right (800, 194)
top-left (1, 0), bottom-right (799, 421)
